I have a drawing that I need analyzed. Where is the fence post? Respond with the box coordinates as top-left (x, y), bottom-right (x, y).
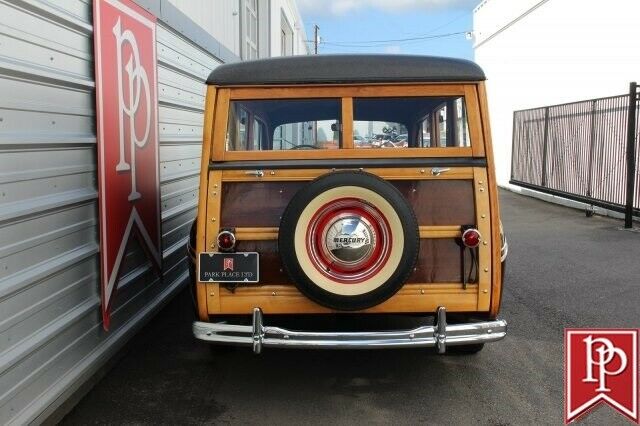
top-left (586, 100), bottom-right (597, 197)
top-left (625, 82), bottom-right (638, 228)
top-left (541, 107), bottom-right (550, 187)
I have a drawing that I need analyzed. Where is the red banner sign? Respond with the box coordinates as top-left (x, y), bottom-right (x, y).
top-left (94, 0), bottom-right (161, 330)
top-left (565, 329), bottom-right (639, 423)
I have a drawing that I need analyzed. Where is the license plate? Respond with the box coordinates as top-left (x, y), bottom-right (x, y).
top-left (198, 252), bottom-right (259, 283)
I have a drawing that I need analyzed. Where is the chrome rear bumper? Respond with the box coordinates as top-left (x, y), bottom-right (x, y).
top-left (193, 307), bottom-right (507, 354)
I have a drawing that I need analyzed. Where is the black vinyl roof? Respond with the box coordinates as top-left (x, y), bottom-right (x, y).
top-left (206, 54), bottom-right (486, 86)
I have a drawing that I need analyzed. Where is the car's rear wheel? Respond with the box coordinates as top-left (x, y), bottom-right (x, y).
top-left (278, 171), bottom-right (419, 311)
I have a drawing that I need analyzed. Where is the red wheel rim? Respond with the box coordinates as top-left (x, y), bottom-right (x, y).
top-left (305, 198), bottom-right (392, 284)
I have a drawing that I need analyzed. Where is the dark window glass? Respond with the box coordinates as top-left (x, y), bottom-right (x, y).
top-left (227, 99), bottom-right (342, 151)
top-left (353, 97), bottom-right (470, 149)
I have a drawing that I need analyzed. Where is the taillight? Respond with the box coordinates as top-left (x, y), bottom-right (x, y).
top-left (217, 230), bottom-right (236, 251)
top-left (461, 228), bottom-right (481, 248)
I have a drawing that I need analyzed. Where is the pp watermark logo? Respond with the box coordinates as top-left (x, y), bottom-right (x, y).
top-left (565, 329), bottom-right (639, 423)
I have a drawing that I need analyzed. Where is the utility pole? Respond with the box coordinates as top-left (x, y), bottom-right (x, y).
top-left (313, 24), bottom-right (320, 54)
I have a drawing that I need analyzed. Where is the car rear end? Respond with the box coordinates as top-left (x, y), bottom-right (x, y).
top-left (189, 55), bottom-right (507, 353)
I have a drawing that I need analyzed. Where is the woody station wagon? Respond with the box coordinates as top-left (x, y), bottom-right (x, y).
top-left (188, 55), bottom-right (508, 354)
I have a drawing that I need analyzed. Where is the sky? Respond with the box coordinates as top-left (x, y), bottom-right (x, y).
top-left (297, 0), bottom-right (479, 60)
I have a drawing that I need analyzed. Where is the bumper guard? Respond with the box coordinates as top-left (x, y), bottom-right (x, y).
top-left (193, 307), bottom-right (507, 354)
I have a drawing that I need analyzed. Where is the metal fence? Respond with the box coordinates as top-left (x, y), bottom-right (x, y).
top-left (511, 84), bottom-right (640, 227)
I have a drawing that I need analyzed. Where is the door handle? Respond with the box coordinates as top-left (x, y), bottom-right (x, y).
top-left (431, 167), bottom-right (451, 176)
top-left (245, 170), bottom-right (264, 177)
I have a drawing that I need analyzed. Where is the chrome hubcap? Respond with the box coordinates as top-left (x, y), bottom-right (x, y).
top-left (324, 215), bottom-right (375, 265)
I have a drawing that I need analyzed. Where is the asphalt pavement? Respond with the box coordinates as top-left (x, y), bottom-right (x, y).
top-left (61, 191), bottom-right (640, 425)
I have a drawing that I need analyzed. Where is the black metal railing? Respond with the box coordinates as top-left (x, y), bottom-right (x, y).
top-left (511, 83), bottom-right (640, 227)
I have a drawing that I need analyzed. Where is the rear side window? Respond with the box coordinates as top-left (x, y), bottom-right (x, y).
top-left (353, 97), bottom-right (471, 149)
top-left (226, 99), bottom-right (342, 151)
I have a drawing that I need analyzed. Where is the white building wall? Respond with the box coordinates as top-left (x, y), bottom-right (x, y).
top-left (473, 0), bottom-right (640, 185)
top-left (270, 0), bottom-right (310, 56)
top-left (167, 0), bottom-right (309, 60)
top-left (167, 0), bottom-right (242, 57)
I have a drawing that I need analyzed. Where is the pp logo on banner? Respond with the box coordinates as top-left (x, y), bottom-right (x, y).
top-left (94, 0), bottom-right (161, 330)
top-left (565, 329), bottom-right (639, 423)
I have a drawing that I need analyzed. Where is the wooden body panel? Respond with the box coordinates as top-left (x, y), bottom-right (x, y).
top-left (220, 179), bottom-right (474, 228)
top-left (217, 283), bottom-right (479, 314)
top-left (196, 82), bottom-right (503, 318)
top-left (234, 237), bottom-right (473, 286)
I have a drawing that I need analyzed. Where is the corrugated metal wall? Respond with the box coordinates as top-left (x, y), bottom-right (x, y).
top-left (166, 0), bottom-right (241, 57)
top-left (0, 0), bottom-right (228, 423)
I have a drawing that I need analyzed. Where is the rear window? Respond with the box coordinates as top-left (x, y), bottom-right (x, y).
top-left (226, 99), bottom-right (342, 151)
top-left (353, 96), bottom-right (470, 149)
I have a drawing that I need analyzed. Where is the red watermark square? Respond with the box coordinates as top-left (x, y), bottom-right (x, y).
top-left (565, 329), bottom-right (639, 424)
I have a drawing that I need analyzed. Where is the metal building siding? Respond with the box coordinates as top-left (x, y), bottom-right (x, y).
top-left (166, 0), bottom-right (241, 57)
top-left (0, 0), bottom-right (224, 423)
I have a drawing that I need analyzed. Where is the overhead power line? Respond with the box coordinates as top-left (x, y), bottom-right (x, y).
top-left (316, 31), bottom-right (470, 48)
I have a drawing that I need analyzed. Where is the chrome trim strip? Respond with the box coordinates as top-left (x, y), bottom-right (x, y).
top-left (209, 157), bottom-right (488, 171)
top-left (193, 306), bottom-right (507, 354)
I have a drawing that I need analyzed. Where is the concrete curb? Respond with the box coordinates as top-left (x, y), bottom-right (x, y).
top-left (498, 183), bottom-right (638, 223)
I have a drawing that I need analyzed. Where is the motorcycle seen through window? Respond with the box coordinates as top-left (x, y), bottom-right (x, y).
top-left (353, 96), bottom-right (471, 149)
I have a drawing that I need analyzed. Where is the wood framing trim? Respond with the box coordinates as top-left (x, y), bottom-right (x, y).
top-left (478, 82), bottom-right (504, 318)
top-left (222, 147), bottom-right (473, 161)
top-left (419, 226), bottom-right (462, 238)
top-left (211, 89), bottom-right (230, 161)
top-left (233, 225), bottom-right (462, 241)
top-left (228, 84), bottom-right (467, 100)
top-left (220, 167), bottom-right (474, 182)
top-left (202, 170), bottom-right (223, 312)
top-left (473, 167), bottom-right (491, 311)
top-left (211, 283), bottom-right (480, 315)
top-left (235, 227), bottom-right (279, 241)
top-left (465, 85), bottom-right (486, 157)
top-left (195, 86), bottom-right (216, 320)
top-left (341, 97), bottom-right (354, 149)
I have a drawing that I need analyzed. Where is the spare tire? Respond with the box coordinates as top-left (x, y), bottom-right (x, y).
top-left (278, 171), bottom-right (419, 311)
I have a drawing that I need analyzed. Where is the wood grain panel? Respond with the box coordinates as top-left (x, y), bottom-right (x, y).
top-left (220, 181), bottom-right (305, 227)
top-left (409, 239), bottom-right (473, 283)
top-left (234, 240), bottom-right (290, 284)
top-left (392, 180), bottom-right (475, 225)
top-left (221, 180), bottom-right (474, 228)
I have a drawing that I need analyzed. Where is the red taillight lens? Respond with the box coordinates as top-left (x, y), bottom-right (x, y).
top-left (462, 228), bottom-right (481, 248)
top-left (217, 230), bottom-right (236, 251)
